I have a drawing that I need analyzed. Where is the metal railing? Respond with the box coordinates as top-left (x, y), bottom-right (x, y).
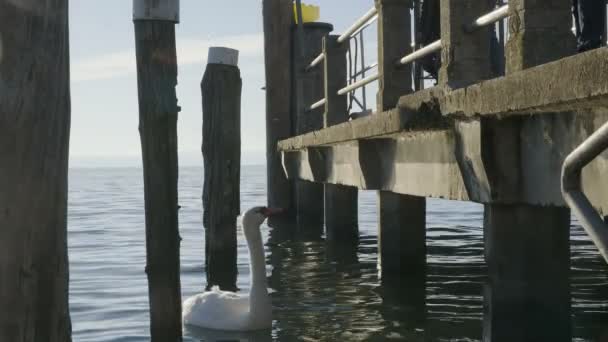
top-left (306, 3), bottom-right (513, 113)
top-left (306, 6), bottom-right (379, 112)
top-left (399, 4), bottom-right (510, 67)
top-left (338, 73), bottom-right (379, 96)
top-left (467, 5), bottom-right (509, 32)
top-left (337, 7), bottom-right (378, 43)
top-left (562, 122), bottom-right (608, 263)
top-left (306, 53), bottom-right (325, 71)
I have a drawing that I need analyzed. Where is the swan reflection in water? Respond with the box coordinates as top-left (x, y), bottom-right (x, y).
top-left (184, 324), bottom-right (272, 342)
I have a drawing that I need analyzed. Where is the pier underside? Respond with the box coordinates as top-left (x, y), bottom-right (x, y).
top-left (279, 48), bottom-right (608, 215)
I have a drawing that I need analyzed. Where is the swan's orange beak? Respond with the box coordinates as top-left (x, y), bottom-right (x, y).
top-left (262, 207), bottom-right (284, 217)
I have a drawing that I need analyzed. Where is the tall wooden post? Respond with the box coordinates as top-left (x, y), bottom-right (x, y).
top-left (0, 1), bottom-right (72, 340)
top-left (133, 1), bottom-right (182, 340)
top-left (263, 0), bottom-right (294, 220)
top-left (375, 0), bottom-right (427, 277)
top-left (293, 23), bottom-right (333, 228)
top-left (201, 47), bottom-right (242, 292)
top-left (480, 0), bottom-right (575, 340)
top-left (323, 35), bottom-right (359, 242)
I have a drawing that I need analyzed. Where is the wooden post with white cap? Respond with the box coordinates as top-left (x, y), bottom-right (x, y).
top-left (132, 0), bottom-right (182, 340)
top-left (201, 47), bottom-right (242, 292)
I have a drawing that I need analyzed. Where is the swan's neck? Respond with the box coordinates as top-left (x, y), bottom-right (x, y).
top-left (245, 227), bottom-right (270, 309)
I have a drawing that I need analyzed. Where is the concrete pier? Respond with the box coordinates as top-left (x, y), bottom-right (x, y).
top-left (292, 23), bottom-right (333, 228)
top-left (483, 204), bottom-right (571, 342)
top-left (270, 1), bottom-right (608, 338)
top-left (375, 0), bottom-right (427, 277)
top-left (323, 35), bottom-right (359, 242)
top-left (482, 1), bottom-right (575, 340)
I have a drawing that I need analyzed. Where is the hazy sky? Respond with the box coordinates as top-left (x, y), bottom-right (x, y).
top-left (69, 0), bottom-right (378, 167)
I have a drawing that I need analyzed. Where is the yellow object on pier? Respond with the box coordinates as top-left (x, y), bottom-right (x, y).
top-left (293, 2), bottom-right (320, 23)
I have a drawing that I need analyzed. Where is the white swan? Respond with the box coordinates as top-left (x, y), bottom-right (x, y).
top-left (183, 206), bottom-right (282, 331)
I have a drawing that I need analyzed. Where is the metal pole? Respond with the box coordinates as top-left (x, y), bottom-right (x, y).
top-left (337, 73), bottom-right (379, 95)
top-left (337, 7), bottom-right (378, 43)
top-left (306, 53), bottom-right (325, 71)
top-left (359, 30), bottom-right (367, 110)
top-left (466, 5), bottom-right (509, 31)
top-left (562, 121), bottom-right (608, 263)
top-left (398, 40), bottom-right (442, 66)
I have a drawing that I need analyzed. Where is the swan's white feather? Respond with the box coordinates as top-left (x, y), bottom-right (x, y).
top-left (183, 286), bottom-right (251, 331)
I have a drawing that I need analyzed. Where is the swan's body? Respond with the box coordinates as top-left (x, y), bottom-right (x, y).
top-left (183, 207), bottom-right (279, 331)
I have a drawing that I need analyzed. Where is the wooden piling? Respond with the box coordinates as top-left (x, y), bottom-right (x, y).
top-left (293, 23), bottom-right (333, 228)
top-left (133, 1), bottom-right (182, 340)
top-left (263, 0), bottom-right (294, 219)
top-left (375, 0), bottom-right (427, 277)
top-left (201, 47), bottom-right (242, 292)
top-left (0, 1), bottom-right (72, 340)
top-left (323, 35), bottom-right (359, 242)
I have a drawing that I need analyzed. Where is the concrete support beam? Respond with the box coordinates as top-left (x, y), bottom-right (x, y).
top-left (440, 48), bottom-right (608, 119)
top-left (281, 110), bottom-right (608, 213)
top-left (292, 23), bottom-right (333, 227)
top-left (483, 204), bottom-right (571, 342)
top-left (375, 0), bottom-right (426, 278)
top-left (279, 48), bottom-right (608, 152)
top-left (323, 35), bottom-right (358, 242)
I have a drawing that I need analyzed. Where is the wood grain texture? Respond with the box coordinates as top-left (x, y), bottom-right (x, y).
top-left (201, 63), bottom-right (241, 292)
top-left (0, 1), bottom-right (72, 341)
top-left (134, 20), bottom-right (182, 342)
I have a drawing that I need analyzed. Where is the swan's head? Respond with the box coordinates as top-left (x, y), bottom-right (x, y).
top-left (242, 207), bottom-right (283, 237)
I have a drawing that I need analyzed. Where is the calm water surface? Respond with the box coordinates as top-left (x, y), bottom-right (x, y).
top-left (68, 166), bottom-right (608, 341)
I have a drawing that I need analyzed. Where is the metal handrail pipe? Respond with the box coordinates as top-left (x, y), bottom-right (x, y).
top-left (351, 14), bottom-right (379, 38)
top-left (309, 98), bottom-right (327, 111)
top-left (398, 40), bottom-right (442, 65)
top-left (337, 7), bottom-right (378, 43)
top-left (337, 73), bottom-right (379, 95)
top-left (306, 53), bottom-right (325, 71)
top-left (353, 62), bottom-right (378, 78)
top-left (561, 121), bottom-right (608, 263)
top-left (467, 5), bottom-right (509, 31)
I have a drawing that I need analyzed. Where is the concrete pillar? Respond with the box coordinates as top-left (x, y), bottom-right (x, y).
top-left (438, 0), bottom-right (493, 88)
top-left (292, 23), bottom-right (333, 227)
top-left (375, 0), bottom-right (427, 277)
top-left (483, 205), bottom-right (571, 342)
top-left (323, 35), bottom-right (359, 242)
top-left (482, 1), bottom-right (575, 340)
top-left (505, 0), bottom-right (576, 74)
top-left (378, 192), bottom-right (426, 275)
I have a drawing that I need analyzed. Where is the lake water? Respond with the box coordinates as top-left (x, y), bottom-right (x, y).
top-left (68, 166), bottom-right (608, 341)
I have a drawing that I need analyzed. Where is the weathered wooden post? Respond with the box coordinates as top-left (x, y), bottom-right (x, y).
top-left (263, 0), bottom-right (294, 221)
top-left (374, 0), bottom-right (427, 277)
top-left (479, 0), bottom-right (576, 340)
top-left (133, 1), bottom-right (182, 340)
top-left (0, 1), bottom-right (72, 340)
top-left (201, 47), bottom-right (242, 292)
top-left (323, 35), bottom-right (359, 242)
top-left (293, 23), bottom-right (333, 228)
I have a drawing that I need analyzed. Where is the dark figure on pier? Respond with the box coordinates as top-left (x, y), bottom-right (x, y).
top-left (418, 0), bottom-right (441, 81)
top-left (573, 0), bottom-right (606, 52)
top-left (418, 0), bottom-right (503, 82)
